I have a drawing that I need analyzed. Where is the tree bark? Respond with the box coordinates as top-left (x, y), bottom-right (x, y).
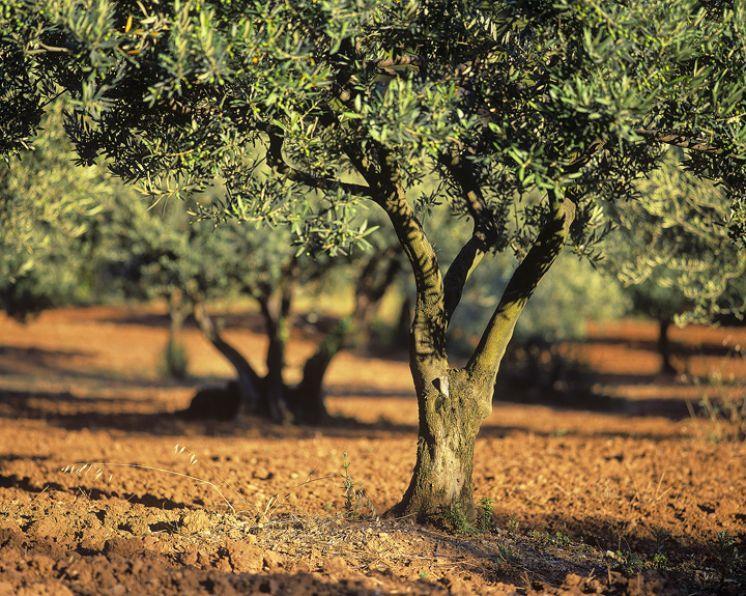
top-left (392, 368), bottom-right (492, 522)
top-left (393, 191), bottom-right (575, 523)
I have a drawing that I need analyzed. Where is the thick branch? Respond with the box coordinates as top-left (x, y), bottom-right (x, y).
top-left (443, 237), bottom-right (487, 324)
top-left (264, 125), bottom-right (372, 197)
top-left (381, 183), bottom-right (447, 361)
top-left (296, 247), bottom-right (402, 420)
top-left (467, 191), bottom-right (576, 378)
top-left (440, 153), bottom-right (499, 324)
top-left (337, 135), bottom-right (448, 363)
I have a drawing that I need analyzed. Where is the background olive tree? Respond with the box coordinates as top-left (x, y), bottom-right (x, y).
top-left (1, 108), bottom-right (106, 320)
top-left (100, 193), bottom-right (400, 423)
top-left (605, 155), bottom-right (745, 374)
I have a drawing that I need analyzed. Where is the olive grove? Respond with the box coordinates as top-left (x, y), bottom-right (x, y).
top-left (2, 0), bottom-right (744, 522)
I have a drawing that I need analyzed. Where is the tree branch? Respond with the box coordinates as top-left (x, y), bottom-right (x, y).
top-left (354, 245), bottom-right (402, 321)
top-left (263, 125), bottom-right (372, 197)
top-left (635, 128), bottom-right (723, 154)
top-left (381, 183), bottom-right (448, 361)
top-left (440, 152), bottom-right (499, 324)
top-left (191, 301), bottom-right (263, 408)
top-left (467, 190), bottom-right (576, 378)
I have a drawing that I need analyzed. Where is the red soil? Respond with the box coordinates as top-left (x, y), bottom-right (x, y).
top-left (0, 306), bottom-right (743, 594)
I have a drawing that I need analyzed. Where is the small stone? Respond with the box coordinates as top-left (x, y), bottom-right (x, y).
top-left (252, 468), bottom-right (274, 481)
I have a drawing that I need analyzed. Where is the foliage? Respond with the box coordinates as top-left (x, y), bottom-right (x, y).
top-left (0, 106), bottom-right (107, 319)
top-left (0, 0), bottom-right (57, 155)
top-left (606, 155), bottom-right (745, 324)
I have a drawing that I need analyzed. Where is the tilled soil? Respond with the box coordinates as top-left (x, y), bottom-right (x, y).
top-left (0, 306), bottom-right (744, 595)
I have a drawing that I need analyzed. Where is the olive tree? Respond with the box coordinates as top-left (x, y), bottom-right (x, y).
top-left (13, 0), bottom-right (746, 522)
top-left (606, 156), bottom-right (745, 374)
top-left (1, 107), bottom-right (106, 320)
top-left (100, 194), bottom-right (399, 423)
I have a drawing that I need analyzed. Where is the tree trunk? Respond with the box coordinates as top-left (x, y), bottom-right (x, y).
top-left (258, 293), bottom-right (292, 424)
top-left (658, 318), bottom-right (677, 375)
top-left (392, 368), bottom-right (492, 523)
top-left (167, 288), bottom-right (188, 345)
top-left (352, 248), bottom-right (402, 349)
top-left (163, 288), bottom-right (190, 379)
top-left (293, 319), bottom-right (350, 424)
top-left (192, 301), bottom-right (261, 412)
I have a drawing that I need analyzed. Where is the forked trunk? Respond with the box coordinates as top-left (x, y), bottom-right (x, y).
top-left (192, 301), bottom-right (261, 411)
top-left (393, 368), bottom-right (492, 523)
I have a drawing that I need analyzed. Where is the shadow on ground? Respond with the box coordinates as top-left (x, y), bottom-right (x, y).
top-left (0, 385), bottom-right (722, 443)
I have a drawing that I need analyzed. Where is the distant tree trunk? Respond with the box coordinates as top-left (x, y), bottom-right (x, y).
top-left (395, 294), bottom-right (413, 349)
top-left (352, 248), bottom-right (402, 348)
top-left (167, 287), bottom-right (188, 349)
top-left (292, 249), bottom-right (402, 424)
top-left (192, 301), bottom-right (262, 412)
top-left (164, 287), bottom-right (190, 379)
top-left (293, 320), bottom-right (348, 424)
top-left (658, 318), bottom-right (677, 375)
top-left (258, 287), bottom-right (293, 424)
top-left (187, 248), bottom-right (400, 425)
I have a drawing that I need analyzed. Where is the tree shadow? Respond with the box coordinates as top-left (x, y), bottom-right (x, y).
top-left (0, 345), bottom-right (92, 377)
top-left (0, 344), bottom-right (213, 389)
top-left (0, 472), bottom-right (196, 511)
top-left (415, 510), bottom-right (744, 594)
top-left (0, 386), bottom-right (709, 444)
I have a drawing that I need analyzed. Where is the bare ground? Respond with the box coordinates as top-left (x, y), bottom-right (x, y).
top-left (0, 306), bottom-right (744, 595)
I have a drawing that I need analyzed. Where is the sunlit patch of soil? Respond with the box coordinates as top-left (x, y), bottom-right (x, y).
top-left (0, 307), bottom-right (743, 594)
